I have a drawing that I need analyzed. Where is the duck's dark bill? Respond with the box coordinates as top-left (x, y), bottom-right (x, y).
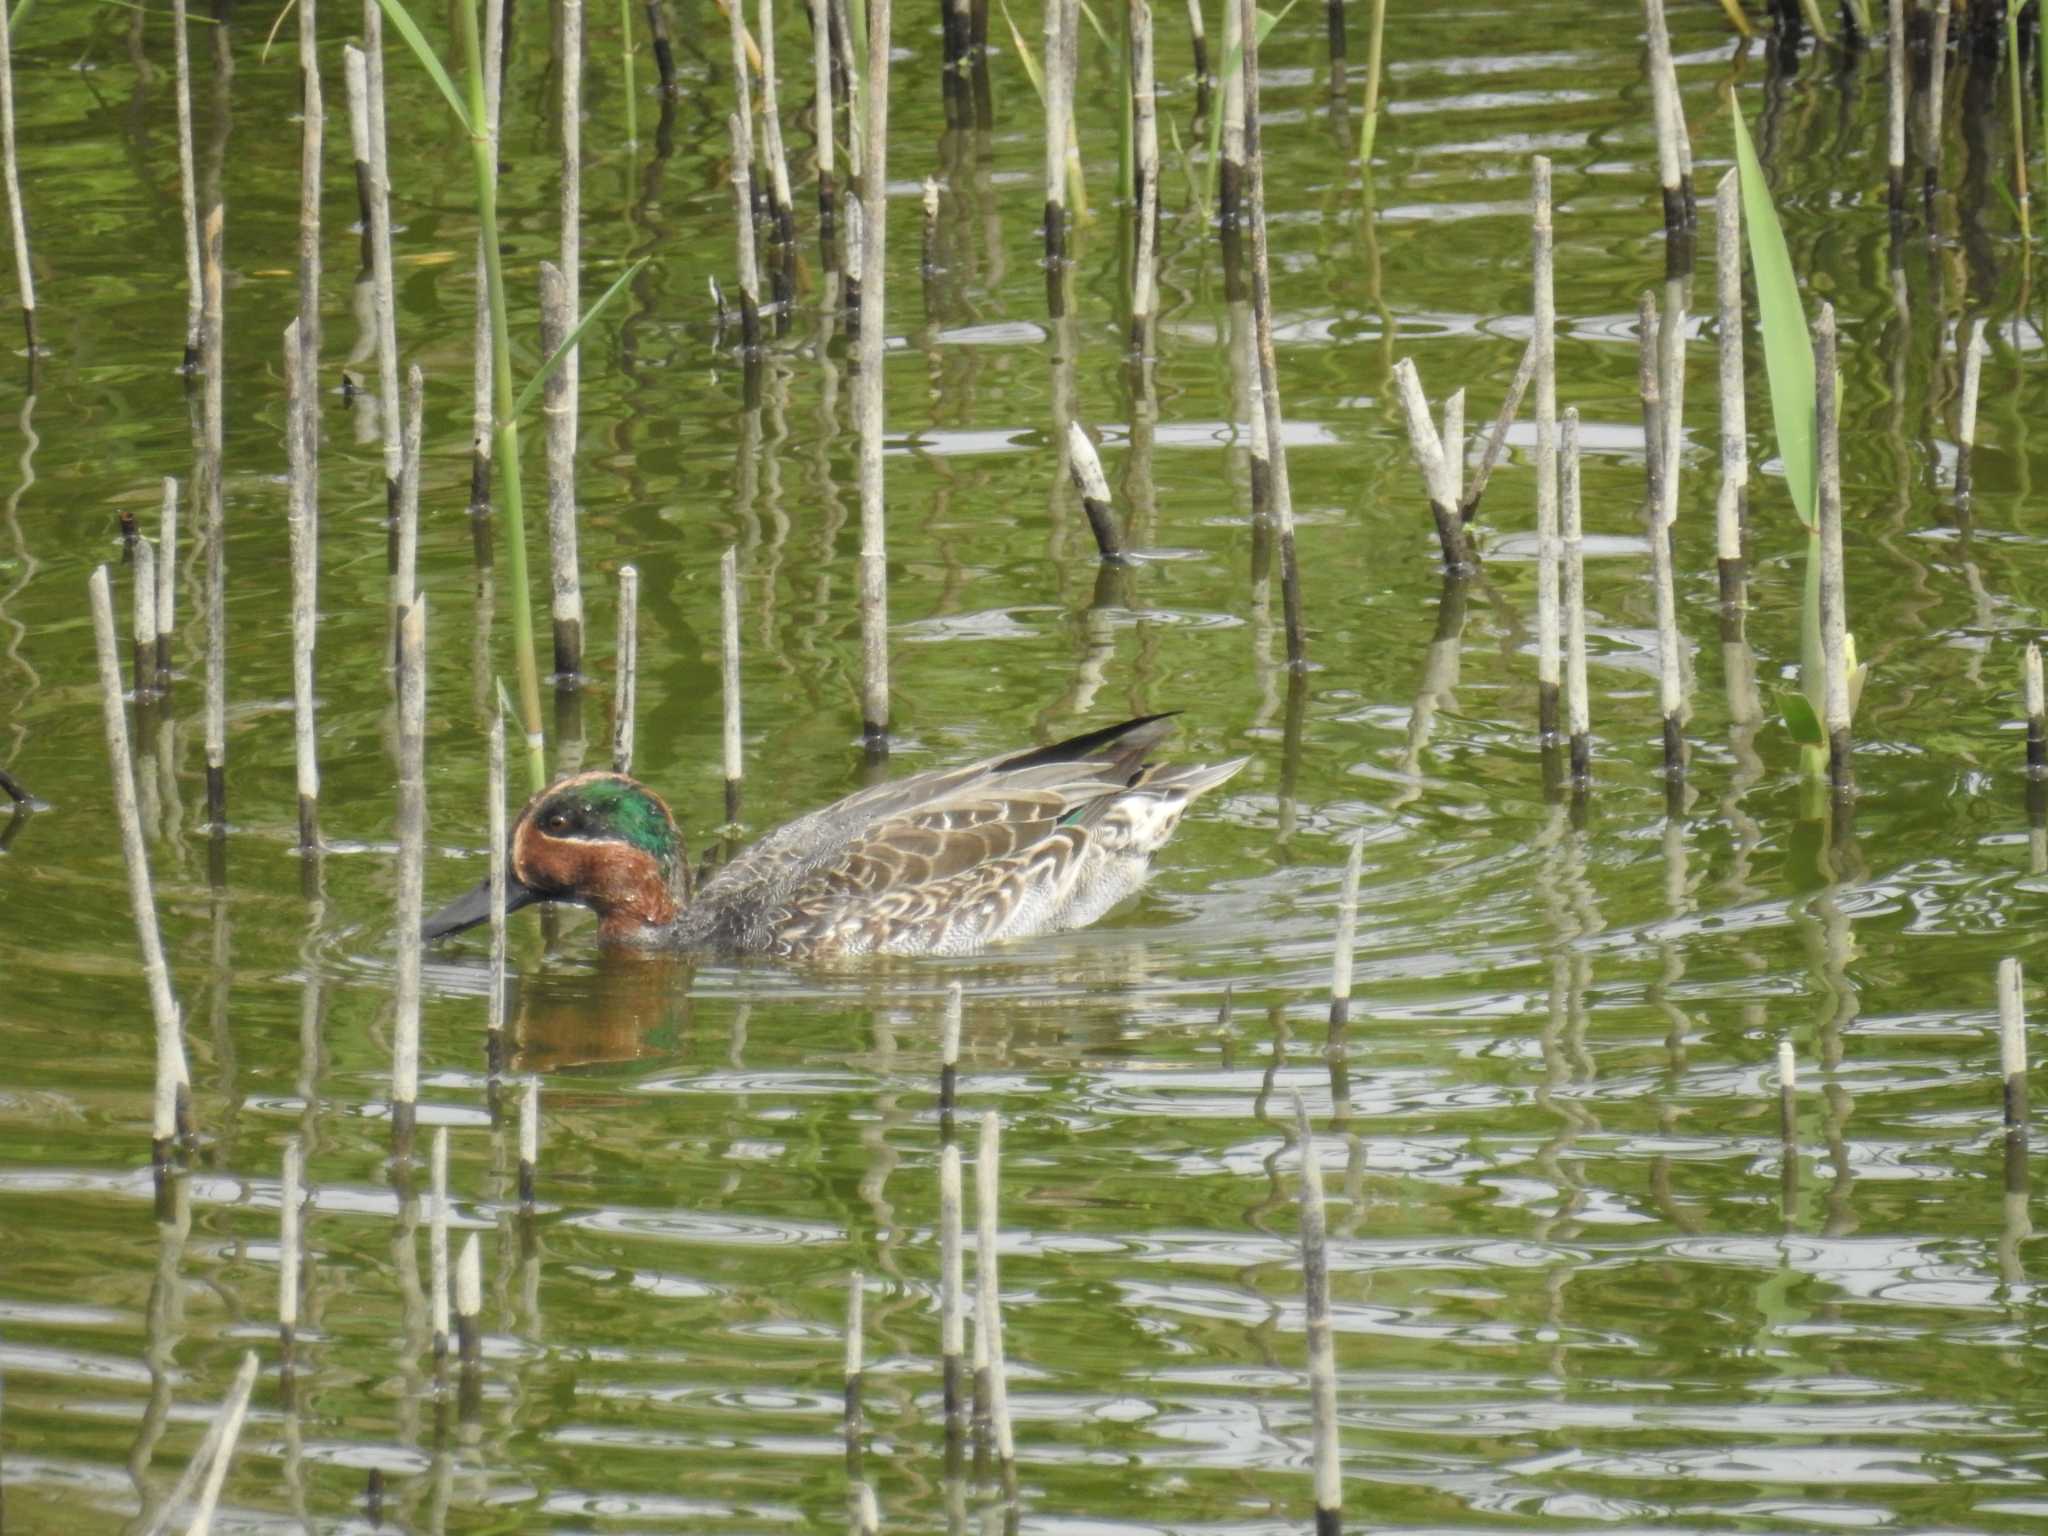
top-left (421, 875), bottom-right (542, 940)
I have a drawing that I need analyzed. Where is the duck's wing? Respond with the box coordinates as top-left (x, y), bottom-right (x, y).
top-left (700, 716), bottom-right (1186, 953)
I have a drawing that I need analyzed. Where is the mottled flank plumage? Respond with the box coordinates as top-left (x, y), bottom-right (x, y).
top-left (422, 715), bottom-right (1246, 960)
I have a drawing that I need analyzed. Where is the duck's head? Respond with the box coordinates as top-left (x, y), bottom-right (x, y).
top-left (422, 772), bottom-right (687, 945)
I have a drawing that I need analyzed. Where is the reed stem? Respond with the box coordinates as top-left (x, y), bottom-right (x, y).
top-left (939, 1141), bottom-right (965, 1441)
top-left (173, 0), bottom-right (201, 370)
top-left (856, 0), bottom-right (891, 758)
top-left (470, 0), bottom-right (506, 514)
top-left (613, 564), bottom-right (639, 772)
top-left (1813, 303), bottom-right (1851, 790)
top-left (1561, 408), bottom-right (1590, 783)
top-left (1532, 157), bottom-right (1560, 739)
top-left (183, 1352), bottom-right (259, 1536)
top-left (721, 545), bottom-right (743, 822)
top-left (286, 321), bottom-right (322, 853)
top-left (1713, 168), bottom-right (1746, 607)
top-left (392, 597), bottom-right (427, 1158)
top-left (156, 477), bottom-right (178, 682)
top-left (539, 262), bottom-right (586, 677)
top-left (1292, 1094), bottom-right (1341, 1533)
top-left (279, 1138), bottom-right (302, 1362)
top-left (200, 203), bottom-right (226, 830)
top-left (430, 1125), bottom-right (450, 1359)
top-left (343, 41), bottom-right (404, 519)
top-left (1956, 316), bottom-right (1985, 512)
top-left (519, 1076), bottom-right (539, 1209)
top-left (976, 1110), bottom-right (1017, 1498)
top-left (2025, 641), bottom-right (2044, 777)
top-left (487, 703), bottom-right (509, 1078)
top-left (940, 979), bottom-right (961, 1145)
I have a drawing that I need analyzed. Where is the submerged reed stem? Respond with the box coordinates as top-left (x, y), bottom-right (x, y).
top-left (1561, 408), bottom-right (1591, 784)
top-left (1292, 1094), bottom-right (1341, 1534)
top-left (721, 545), bottom-right (743, 823)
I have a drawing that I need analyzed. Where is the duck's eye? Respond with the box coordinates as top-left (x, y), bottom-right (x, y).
top-left (542, 810), bottom-right (572, 834)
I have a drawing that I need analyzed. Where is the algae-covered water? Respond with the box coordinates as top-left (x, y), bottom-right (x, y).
top-left (2, 2), bottom-right (2047, 1530)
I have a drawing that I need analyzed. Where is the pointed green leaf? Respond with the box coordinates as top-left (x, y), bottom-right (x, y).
top-left (998, 0), bottom-right (1046, 108)
top-left (1779, 688), bottom-right (1825, 747)
top-left (1730, 95), bottom-right (1815, 530)
top-left (512, 257), bottom-right (652, 419)
top-left (377, 0), bottom-right (473, 134)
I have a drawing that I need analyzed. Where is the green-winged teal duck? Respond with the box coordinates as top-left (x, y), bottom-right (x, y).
top-left (422, 714), bottom-right (1245, 959)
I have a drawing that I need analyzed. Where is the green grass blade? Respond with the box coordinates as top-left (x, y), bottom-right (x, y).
top-left (377, 0), bottom-right (474, 133)
top-left (998, 0), bottom-right (1046, 106)
top-left (512, 256), bottom-right (652, 419)
top-left (1729, 93), bottom-right (1814, 530)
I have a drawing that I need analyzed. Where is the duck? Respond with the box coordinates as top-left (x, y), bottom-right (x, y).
top-left (421, 714), bottom-right (1247, 960)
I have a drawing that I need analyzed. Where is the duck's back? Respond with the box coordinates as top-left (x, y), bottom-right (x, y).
top-left (684, 716), bottom-right (1244, 958)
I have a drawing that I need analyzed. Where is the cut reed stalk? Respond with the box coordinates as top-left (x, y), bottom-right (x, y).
top-left (0, 0), bottom-right (34, 363)
top-left (455, 1232), bottom-right (482, 1366)
top-left (1130, 0), bottom-right (1159, 348)
top-left (519, 1076), bottom-right (539, 1209)
top-left (1561, 408), bottom-right (1590, 784)
top-left (1064, 422), bottom-right (1125, 561)
top-left (1777, 1039), bottom-right (1798, 1199)
top-left (486, 704), bottom-right (509, 1079)
top-left (728, 112), bottom-right (763, 351)
top-left (1641, 291), bottom-right (1684, 784)
top-left (279, 1138), bottom-right (302, 1365)
top-left (1956, 317), bottom-right (1985, 512)
top-left (976, 1110), bottom-right (1017, 1500)
top-left (812, 0), bottom-right (838, 267)
top-left (395, 364), bottom-right (422, 618)
top-left (132, 537), bottom-right (158, 704)
top-left (1641, 0), bottom-right (1693, 239)
top-left (182, 1351), bottom-right (259, 1536)
top-left (1999, 957), bottom-right (2027, 1131)
top-left (1532, 157), bottom-right (1561, 739)
top-left (1041, 0), bottom-right (1069, 304)
top-left (939, 980), bottom-right (962, 1145)
top-left (855, 0), bottom-right (891, 760)
top-left (1813, 303), bottom-right (1850, 791)
top-left (1458, 338), bottom-right (1535, 521)
top-left (1439, 389), bottom-right (1464, 506)
top-left (1885, 0), bottom-right (1905, 227)
top-left (469, 0), bottom-right (507, 514)
top-left (1240, 0), bottom-right (1306, 669)
top-left (1713, 169), bottom-right (1746, 612)
top-left (174, 0), bottom-right (201, 370)
top-left (343, 43), bottom-right (404, 519)
top-left (200, 202), bottom-right (226, 830)
top-left (1328, 832), bottom-right (1363, 1030)
top-left (720, 545), bottom-right (743, 823)
top-left (1186, 0), bottom-right (1208, 106)
top-left (156, 477), bottom-right (178, 682)
top-left (1292, 1094), bottom-right (1341, 1534)
top-left (286, 321), bottom-right (321, 853)
top-left (298, 0), bottom-right (324, 424)
top-left (91, 566), bottom-right (192, 1165)
top-left (2025, 641), bottom-right (2044, 777)
top-left (430, 1125), bottom-right (450, 1360)
top-left (392, 597), bottom-right (427, 1159)
top-left (939, 1141), bottom-right (966, 1447)
top-left (1218, 0), bottom-right (1244, 227)
top-left (1391, 360), bottom-right (1466, 570)
top-left (559, 0), bottom-right (584, 467)
top-left (757, 0), bottom-right (799, 305)
top-left (539, 263), bottom-right (585, 677)
top-left (612, 564), bottom-right (639, 772)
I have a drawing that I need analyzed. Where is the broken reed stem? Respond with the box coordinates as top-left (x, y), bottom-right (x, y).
top-left (1532, 156), bottom-right (1561, 740)
top-left (1458, 337), bottom-right (1536, 521)
top-left (1392, 359), bottom-right (1466, 570)
top-left (940, 1142), bottom-right (966, 1437)
top-left (430, 1125), bottom-right (451, 1359)
top-left (519, 1076), bottom-right (539, 1210)
top-left (487, 705), bottom-right (509, 1078)
top-left (396, 364), bottom-right (423, 616)
top-left (1713, 169), bottom-right (1746, 606)
top-left (977, 1111), bottom-right (1017, 1498)
top-left (539, 262), bottom-right (585, 677)
top-left (1130, 0), bottom-right (1159, 346)
top-left (1885, 0), bottom-right (1906, 224)
top-left (173, 0), bottom-right (202, 370)
top-left (183, 1351), bottom-right (260, 1536)
top-left (1641, 0), bottom-right (1692, 236)
top-left (1041, 0), bottom-right (1069, 288)
top-left (343, 43), bottom-right (404, 516)
top-left (1999, 957), bottom-right (2028, 1131)
top-left (392, 598), bottom-right (427, 1159)
top-left (757, 0), bottom-right (798, 296)
top-left (940, 980), bottom-right (962, 1145)
top-left (1641, 290), bottom-right (1684, 783)
top-left (613, 564), bottom-right (639, 772)
top-left (1064, 422), bottom-right (1125, 561)
top-left (720, 546), bottom-right (743, 823)
top-left (279, 1138), bottom-right (302, 1362)
top-left (286, 321), bottom-right (321, 853)
top-left (455, 1232), bottom-right (483, 1366)
top-left (91, 566), bottom-right (192, 1164)
top-left (0, 0), bottom-right (34, 361)
top-left (856, 0), bottom-right (892, 759)
top-left (1814, 303), bottom-right (1851, 789)
top-left (201, 203), bottom-right (226, 830)
top-left (728, 108), bottom-right (762, 352)
top-left (1561, 408), bottom-right (1591, 784)
top-left (470, 0), bottom-right (507, 511)
top-left (156, 477), bottom-right (178, 681)
top-left (297, 0), bottom-right (322, 398)
top-left (132, 537), bottom-right (158, 702)
top-left (1292, 1094), bottom-right (1341, 1535)
top-left (2025, 641), bottom-right (2044, 777)
top-left (1956, 317), bottom-right (1985, 511)
top-left (844, 1269), bottom-right (866, 1485)
top-left (1440, 390), bottom-right (1464, 506)
top-left (1240, 0), bottom-right (1305, 669)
